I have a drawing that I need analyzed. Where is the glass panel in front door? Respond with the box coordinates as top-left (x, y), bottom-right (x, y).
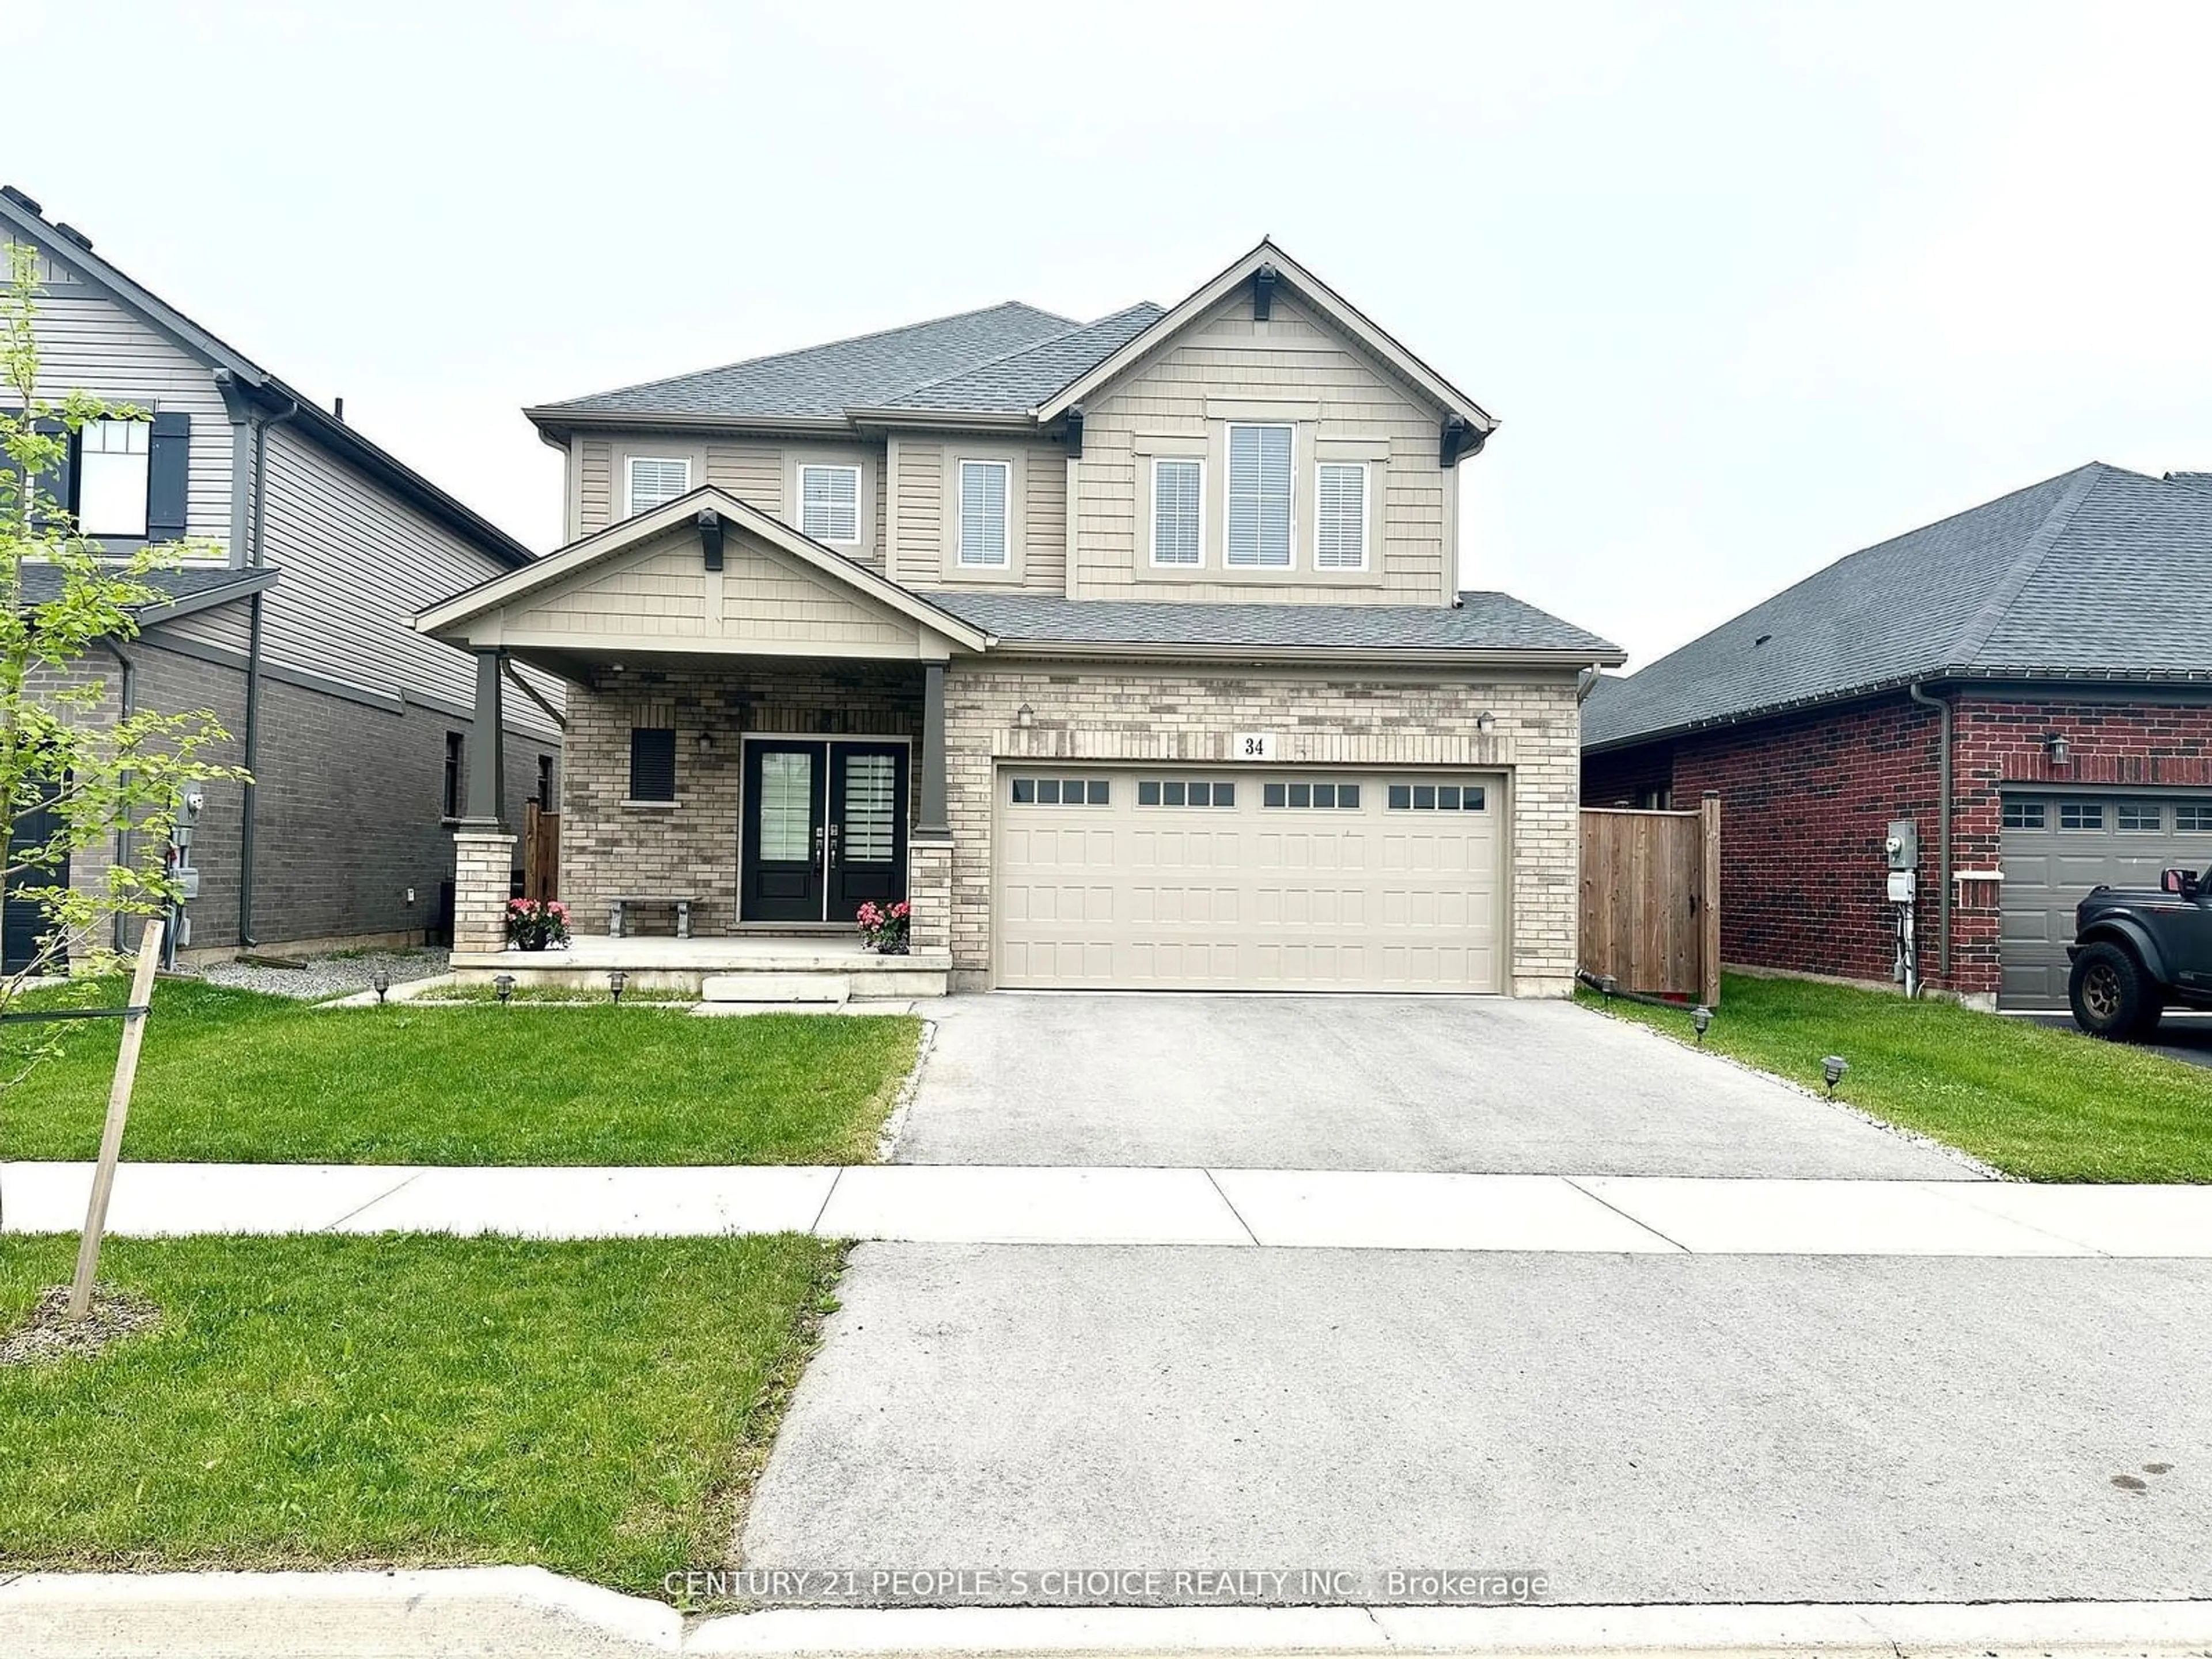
top-left (758, 751), bottom-right (815, 862)
top-left (841, 753), bottom-right (898, 862)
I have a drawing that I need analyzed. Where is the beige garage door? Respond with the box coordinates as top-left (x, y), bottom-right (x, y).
top-left (994, 767), bottom-right (1505, 991)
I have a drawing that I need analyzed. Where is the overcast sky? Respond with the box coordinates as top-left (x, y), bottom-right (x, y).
top-left (16, 1), bottom-right (2212, 668)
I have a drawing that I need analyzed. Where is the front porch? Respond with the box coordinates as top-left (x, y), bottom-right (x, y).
top-left (451, 933), bottom-right (951, 999)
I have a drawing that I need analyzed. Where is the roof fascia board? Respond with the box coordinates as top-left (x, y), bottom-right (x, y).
top-left (844, 407), bottom-right (1039, 433)
top-left (981, 639), bottom-right (1620, 669)
top-left (522, 408), bottom-right (858, 438)
top-left (414, 485), bottom-right (992, 652)
top-left (134, 566), bottom-right (280, 625)
top-left (1034, 241), bottom-right (1498, 432)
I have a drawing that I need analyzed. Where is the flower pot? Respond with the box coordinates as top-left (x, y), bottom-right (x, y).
top-left (878, 940), bottom-right (910, 956)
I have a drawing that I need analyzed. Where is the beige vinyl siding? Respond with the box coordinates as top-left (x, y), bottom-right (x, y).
top-left (891, 437), bottom-right (1066, 593)
top-left (257, 424), bottom-right (563, 742)
top-left (1074, 288), bottom-right (1449, 604)
top-left (575, 438), bottom-right (614, 539)
top-left (497, 524), bottom-right (919, 657)
top-left (707, 441), bottom-right (783, 514)
top-left (14, 241), bottom-right (233, 551)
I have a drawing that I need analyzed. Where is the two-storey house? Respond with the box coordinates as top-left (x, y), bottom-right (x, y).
top-left (419, 243), bottom-right (1620, 997)
top-left (1, 185), bottom-right (562, 971)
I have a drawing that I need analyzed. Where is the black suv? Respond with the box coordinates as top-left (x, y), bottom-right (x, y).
top-left (2068, 864), bottom-right (2212, 1038)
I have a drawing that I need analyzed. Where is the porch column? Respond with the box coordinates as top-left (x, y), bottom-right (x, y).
top-left (909, 658), bottom-right (953, 955)
top-left (452, 646), bottom-right (514, 956)
top-left (918, 659), bottom-right (949, 835)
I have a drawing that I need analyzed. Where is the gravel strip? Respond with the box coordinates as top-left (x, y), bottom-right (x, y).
top-left (198, 948), bottom-right (451, 1002)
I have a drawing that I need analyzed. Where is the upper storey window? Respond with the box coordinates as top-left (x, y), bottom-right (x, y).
top-left (799, 463), bottom-right (861, 544)
top-left (78, 418), bottom-right (151, 537)
top-left (957, 459), bottom-right (1010, 567)
top-left (1315, 461), bottom-right (1369, 571)
top-left (626, 456), bottom-right (690, 518)
top-left (1151, 457), bottom-right (1202, 567)
top-left (1225, 423), bottom-right (1293, 568)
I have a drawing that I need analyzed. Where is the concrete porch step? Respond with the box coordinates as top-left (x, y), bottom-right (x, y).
top-left (701, 972), bottom-right (851, 1004)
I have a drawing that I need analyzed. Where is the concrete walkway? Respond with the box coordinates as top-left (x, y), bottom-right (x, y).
top-left (5, 1160), bottom-right (2209, 1256)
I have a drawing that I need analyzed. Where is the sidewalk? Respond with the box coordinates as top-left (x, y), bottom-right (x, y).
top-left (3, 1161), bottom-right (2206, 1255)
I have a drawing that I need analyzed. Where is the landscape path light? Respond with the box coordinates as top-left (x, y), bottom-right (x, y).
top-left (494, 974), bottom-right (516, 1006)
top-left (1822, 1055), bottom-right (1849, 1094)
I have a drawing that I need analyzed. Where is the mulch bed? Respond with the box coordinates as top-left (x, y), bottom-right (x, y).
top-left (0, 1283), bottom-right (162, 1366)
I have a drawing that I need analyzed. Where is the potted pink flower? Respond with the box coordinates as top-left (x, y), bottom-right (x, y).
top-left (506, 897), bottom-right (571, 952)
top-left (855, 899), bottom-right (911, 955)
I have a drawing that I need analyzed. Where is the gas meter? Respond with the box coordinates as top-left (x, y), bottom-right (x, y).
top-left (1885, 817), bottom-right (1919, 992)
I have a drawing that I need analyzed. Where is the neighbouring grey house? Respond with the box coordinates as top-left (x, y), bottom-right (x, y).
top-left (419, 241), bottom-right (1620, 998)
top-left (1, 185), bottom-right (562, 972)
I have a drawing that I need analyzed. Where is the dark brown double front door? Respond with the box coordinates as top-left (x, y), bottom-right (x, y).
top-left (739, 740), bottom-right (908, 925)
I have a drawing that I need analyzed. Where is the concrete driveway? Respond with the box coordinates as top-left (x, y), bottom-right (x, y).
top-left (743, 1243), bottom-right (2212, 1604)
top-left (2018, 1009), bottom-right (2212, 1071)
top-left (896, 993), bottom-right (1972, 1179)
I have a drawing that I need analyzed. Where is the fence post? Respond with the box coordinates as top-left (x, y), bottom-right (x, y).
top-left (69, 916), bottom-right (165, 1320)
top-left (1699, 791), bottom-right (1722, 1009)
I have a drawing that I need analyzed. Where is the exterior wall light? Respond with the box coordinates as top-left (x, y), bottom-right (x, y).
top-left (1822, 1055), bottom-right (1849, 1094)
top-left (696, 731), bottom-right (714, 753)
top-left (371, 971), bottom-right (390, 1005)
top-left (1016, 703), bottom-right (1034, 729)
top-left (493, 974), bottom-right (516, 1006)
top-left (1476, 711), bottom-right (1497, 735)
top-left (609, 970), bottom-right (627, 1005)
top-left (1691, 1005), bottom-right (1711, 1042)
top-left (2045, 732), bottom-right (2070, 765)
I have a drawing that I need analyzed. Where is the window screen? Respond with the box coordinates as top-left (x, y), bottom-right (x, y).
top-left (1315, 463), bottom-right (1366, 569)
top-left (958, 460), bottom-right (1010, 566)
top-left (1226, 424), bottom-right (1293, 567)
top-left (1153, 458), bottom-right (1202, 566)
top-left (628, 728), bottom-right (677, 802)
top-left (799, 465), bottom-right (861, 542)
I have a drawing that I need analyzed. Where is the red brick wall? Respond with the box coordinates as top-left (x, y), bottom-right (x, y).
top-left (1583, 691), bottom-right (2212, 999)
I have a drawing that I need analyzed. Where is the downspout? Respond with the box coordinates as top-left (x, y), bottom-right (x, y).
top-left (100, 638), bottom-right (135, 953)
top-left (1907, 682), bottom-right (1952, 982)
top-left (236, 389), bottom-right (299, 948)
top-left (1575, 665), bottom-right (1603, 704)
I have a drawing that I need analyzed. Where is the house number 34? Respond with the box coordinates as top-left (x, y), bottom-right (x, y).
top-left (1233, 733), bottom-right (1278, 761)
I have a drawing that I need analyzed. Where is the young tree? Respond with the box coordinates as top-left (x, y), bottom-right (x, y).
top-left (1, 237), bottom-right (245, 1078)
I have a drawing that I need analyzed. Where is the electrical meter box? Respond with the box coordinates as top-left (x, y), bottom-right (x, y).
top-left (1884, 819), bottom-right (1919, 872)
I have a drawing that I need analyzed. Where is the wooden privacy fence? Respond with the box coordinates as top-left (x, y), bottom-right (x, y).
top-left (522, 802), bottom-right (560, 902)
top-left (1580, 794), bottom-right (1721, 1006)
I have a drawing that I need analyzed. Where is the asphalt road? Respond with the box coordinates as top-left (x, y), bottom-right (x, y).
top-left (743, 1243), bottom-right (2212, 1607)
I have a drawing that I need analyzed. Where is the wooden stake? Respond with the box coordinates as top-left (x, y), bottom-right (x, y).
top-left (68, 916), bottom-right (164, 1320)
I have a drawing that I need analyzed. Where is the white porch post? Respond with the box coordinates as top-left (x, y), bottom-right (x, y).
top-left (453, 646), bottom-right (514, 955)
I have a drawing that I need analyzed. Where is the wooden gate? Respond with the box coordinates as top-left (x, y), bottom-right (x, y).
top-left (522, 801), bottom-right (560, 903)
top-left (1580, 794), bottom-right (1721, 1006)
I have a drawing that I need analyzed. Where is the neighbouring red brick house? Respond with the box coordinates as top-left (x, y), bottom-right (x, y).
top-left (1581, 463), bottom-right (2212, 1010)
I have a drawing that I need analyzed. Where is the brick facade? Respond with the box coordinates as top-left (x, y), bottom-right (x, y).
top-left (547, 658), bottom-right (1586, 994)
top-left (556, 662), bottom-right (923, 938)
top-left (1582, 688), bottom-right (2212, 1000)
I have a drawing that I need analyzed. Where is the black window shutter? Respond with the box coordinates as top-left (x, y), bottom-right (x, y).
top-left (28, 417), bottom-right (71, 531)
top-left (146, 412), bottom-right (190, 540)
top-left (629, 728), bottom-right (676, 801)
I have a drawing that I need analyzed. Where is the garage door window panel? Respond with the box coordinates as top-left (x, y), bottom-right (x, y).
top-left (2002, 800), bottom-right (2046, 830)
top-left (1263, 781), bottom-right (1361, 809)
top-left (1388, 782), bottom-right (1487, 810)
top-left (2059, 802), bottom-right (2104, 831)
top-left (2117, 801), bottom-right (2164, 832)
top-left (2179, 805), bottom-right (2212, 831)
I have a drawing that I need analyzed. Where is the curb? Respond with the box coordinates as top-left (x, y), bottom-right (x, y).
top-left (6, 1573), bottom-right (2212, 1658)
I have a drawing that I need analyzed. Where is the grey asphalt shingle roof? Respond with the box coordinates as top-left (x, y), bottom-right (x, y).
top-left (926, 590), bottom-right (1621, 656)
top-left (1582, 462), bottom-right (2212, 751)
top-left (880, 303), bottom-right (1165, 411)
top-left (534, 302), bottom-right (1080, 420)
top-left (18, 563), bottom-right (267, 609)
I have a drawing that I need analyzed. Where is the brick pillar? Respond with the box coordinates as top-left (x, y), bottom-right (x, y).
top-left (908, 833), bottom-right (952, 953)
top-left (453, 830), bottom-right (516, 955)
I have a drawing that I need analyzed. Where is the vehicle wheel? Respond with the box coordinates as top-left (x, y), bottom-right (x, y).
top-left (2069, 941), bottom-right (2152, 1039)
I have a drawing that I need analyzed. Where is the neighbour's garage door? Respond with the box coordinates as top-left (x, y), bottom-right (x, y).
top-left (994, 767), bottom-right (1504, 991)
top-left (1999, 791), bottom-right (2212, 1007)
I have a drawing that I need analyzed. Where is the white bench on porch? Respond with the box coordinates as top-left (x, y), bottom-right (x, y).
top-left (607, 894), bottom-right (696, 939)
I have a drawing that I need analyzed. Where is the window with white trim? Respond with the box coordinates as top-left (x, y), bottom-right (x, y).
top-left (1387, 782), bottom-right (1487, 811)
top-left (1137, 778), bottom-right (1236, 808)
top-left (1263, 781), bottom-right (1361, 809)
top-left (1009, 777), bottom-right (1110, 805)
top-left (1315, 462), bottom-right (1368, 570)
top-left (625, 456), bottom-right (690, 518)
top-left (957, 459), bottom-right (1010, 567)
top-left (1225, 423), bottom-right (1293, 567)
top-left (78, 418), bottom-right (151, 537)
top-left (798, 464), bottom-right (861, 543)
top-left (1152, 457), bottom-right (1202, 567)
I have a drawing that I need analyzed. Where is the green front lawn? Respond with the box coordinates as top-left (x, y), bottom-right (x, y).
top-left (2, 979), bottom-right (919, 1165)
top-left (1581, 973), bottom-right (2212, 1182)
top-left (0, 1233), bottom-right (838, 1592)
